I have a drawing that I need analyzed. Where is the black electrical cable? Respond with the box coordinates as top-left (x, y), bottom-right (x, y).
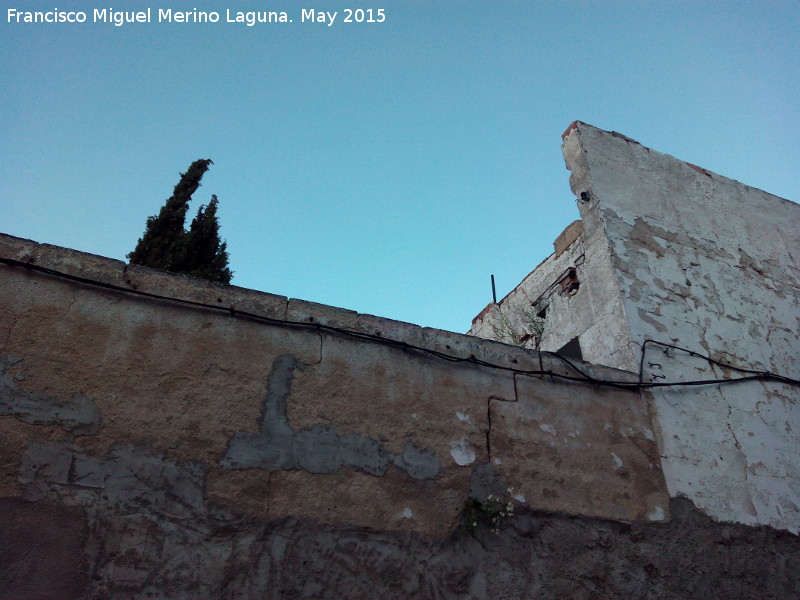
top-left (2, 256), bottom-right (798, 390)
top-left (639, 339), bottom-right (799, 387)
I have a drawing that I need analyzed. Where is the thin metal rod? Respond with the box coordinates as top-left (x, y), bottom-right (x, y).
top-left (491, 274), bottom-right (497, 304)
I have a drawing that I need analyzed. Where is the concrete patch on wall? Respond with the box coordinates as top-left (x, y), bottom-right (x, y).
top-left (449, 438), bottom-right (476, 466)
top-left (1, 357), bottom-right (101, 436)
top-left (18, 441), bottom-right (206, 516)
top-left (222, 353), bottom-right (441, 480)
top-left (14, 440), bottom-right (232, 596)
top-left (12, 434), bottom-right (489, 597)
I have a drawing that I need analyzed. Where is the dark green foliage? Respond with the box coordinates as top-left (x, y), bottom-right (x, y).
top-left (127, 159), bottom-right (232, 284)
top-left (182, 195), bottom-right (232, 283)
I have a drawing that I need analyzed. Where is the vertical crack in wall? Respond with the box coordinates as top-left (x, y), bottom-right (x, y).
top-left (61, 290), bottom-right (78, 318)
top-left (485, 372), bottom-right (521, 475)
top-left (312, 332), bottom-right (324, 366)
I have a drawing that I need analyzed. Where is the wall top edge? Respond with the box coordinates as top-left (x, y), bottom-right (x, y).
top-left (0, 231), bottom-right (638, 385)
top-left (562, 121), bottom-right (798, 207)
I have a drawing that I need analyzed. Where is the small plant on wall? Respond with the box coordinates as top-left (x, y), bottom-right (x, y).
top-left (490, 307), bottom-right (544, 349)
top-left (464, 493), bottom-right (515, 535)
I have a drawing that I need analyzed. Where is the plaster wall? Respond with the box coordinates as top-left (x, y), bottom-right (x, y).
top-left (563, 123), bottom-right (800, 534)
top-left (0, 232), bottom-right (667, 597)
top-left (469, 219), bottom-right (635, 371)
top-left (468, 228), bottom-right (586, 349)
top-left (470, 122), bottom-right (800, 535)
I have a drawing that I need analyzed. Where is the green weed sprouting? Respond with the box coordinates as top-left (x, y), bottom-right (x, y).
top-left (464, 493), bottom-right (515, 535)
top-left (490, 307), bottom-right (544, 348)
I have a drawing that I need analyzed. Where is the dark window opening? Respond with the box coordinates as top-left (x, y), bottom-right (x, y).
top-left (536, 306), bottom-right (548, 319)
top-left (557, 337), bottom-right (583, 361)
top-left (559, 267), bottom-right (580, 296)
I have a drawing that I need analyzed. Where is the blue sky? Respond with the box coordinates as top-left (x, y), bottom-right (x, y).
top-left (3, 1), bottom-right (798, 333)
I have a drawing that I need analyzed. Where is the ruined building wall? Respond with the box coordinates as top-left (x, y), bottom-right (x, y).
top-left (472, 122), bottom-right (800, 535)
top-left (562, 122), bottom-right (800, 375)
top-left (563, 122), bottom-right (800, 535)
top-left (469, 216), bottom-right (636, 371)
top-left (0, 232), bottom-right (670, 598)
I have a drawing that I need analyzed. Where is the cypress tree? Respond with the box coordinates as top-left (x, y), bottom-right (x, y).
top-left (181, 195), bottom-right (232, 283)
top-left (128, 159), bottom-right (232, 284)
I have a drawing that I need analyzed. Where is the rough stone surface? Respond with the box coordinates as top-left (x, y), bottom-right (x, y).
top-left (2, 491), bottom-right (798, 600)
top-left (0, 497), bottom-right (89, 600)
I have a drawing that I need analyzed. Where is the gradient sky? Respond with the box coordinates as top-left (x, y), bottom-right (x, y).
top-left (3, 1), bottom-right (798, 333)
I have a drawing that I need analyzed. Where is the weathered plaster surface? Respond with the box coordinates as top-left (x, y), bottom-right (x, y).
top-left (0, 231), bottom-right (673, 596)
top-left (469, 218), bottom-right (636, 371)
top-left (491, 377), bottom-right (666, 522)
top-left (470, 122), bottom-right (799, 535)
top-left (561, 122), bottom-right (800, 534)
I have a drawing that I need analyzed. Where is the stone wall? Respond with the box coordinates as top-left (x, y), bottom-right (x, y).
top-left (0, 232), bottom-right (673, 598)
